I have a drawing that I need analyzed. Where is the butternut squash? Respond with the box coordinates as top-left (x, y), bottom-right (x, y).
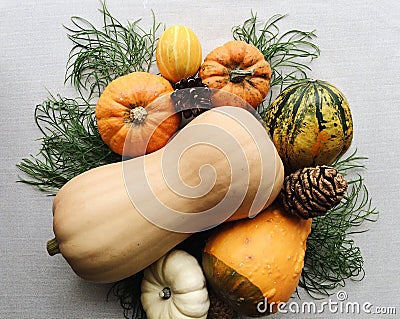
top-left (47, 106), bottom-right (284, 283)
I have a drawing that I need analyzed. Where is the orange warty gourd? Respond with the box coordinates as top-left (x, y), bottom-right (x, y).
top-left (47, 107), bottom-right (284, 283)
top-left (156, 25), bottom-right (202, 83)
top-left (199, 40), bottom-right (272, 108)
top-left (202, 202), bottom-right (312, 317)
top-left (95, 72), bottom-right (180, 157)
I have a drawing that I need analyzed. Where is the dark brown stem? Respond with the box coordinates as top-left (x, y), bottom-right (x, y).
top-left (229, 68), bottom-right (255, 83)
top-left (159, 287), bottom-right (171, 299)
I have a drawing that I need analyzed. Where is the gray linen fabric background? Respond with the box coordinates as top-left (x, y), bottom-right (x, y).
top-left (1, 0), bottom-right (399, 318)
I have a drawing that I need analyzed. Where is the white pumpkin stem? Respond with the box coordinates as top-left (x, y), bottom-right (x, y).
top-left (159, 287), bottom-right (171, 300)
top-left (229, 68), bottom-right (255, 83)
top-left (129, 106), bottom-right (148, 124)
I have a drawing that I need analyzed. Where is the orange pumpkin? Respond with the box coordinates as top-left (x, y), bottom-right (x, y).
top-left (96, 72), bottom-right (180, 157)
top-left (156, 25), bottom-right (202, 83)
top-left (199, 40), bottom-right (272, 108)
top-left (203, 202), bottom-right (312, 316)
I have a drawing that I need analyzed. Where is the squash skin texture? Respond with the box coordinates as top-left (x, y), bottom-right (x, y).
top-left (141, 250), bottom-right (209, 319)
top-left (95, 72), bottom-right (180, 157)
top-left (51, 107), bottom-right (284, 283)
top-left (156, 25), bottom-right (202, 83)
top-left (264, 79), bottom-right (353, 173)
top-left (199, 40), bottom-right (272, 108)
top-left (203, 203), bottom-right (312, 317)
top-left (52, 161), bottom-right (189, 283)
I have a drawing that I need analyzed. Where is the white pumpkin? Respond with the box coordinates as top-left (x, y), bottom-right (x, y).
top-left (140, 249), bottom-right (210, 319)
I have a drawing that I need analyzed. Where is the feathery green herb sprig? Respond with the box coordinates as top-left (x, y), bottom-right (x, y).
top-left (299, 150), bottom-right (379, 297)
top-left (232, 12), bottom-right (320, 114)
top-left (65, 1), bottom-right (161, 99)
top-left (17, 94), bottom-right (121, 194)
top-left (333, 149), bottom-right (369, 176)
top-left (107, 272), bottom-right (147, 319)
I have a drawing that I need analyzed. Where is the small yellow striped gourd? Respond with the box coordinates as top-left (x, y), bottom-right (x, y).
top-left (156, 25), bottom-right (202, 83)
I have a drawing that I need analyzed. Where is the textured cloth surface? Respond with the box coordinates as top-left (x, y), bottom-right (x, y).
top-left (1, 1), bottom-right (399, 318)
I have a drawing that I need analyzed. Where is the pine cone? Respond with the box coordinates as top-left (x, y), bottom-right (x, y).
top-left (173, 76), bottom-right (205, 90)
top-left (281, 165), bottom-right (348, 219)
top-left (207, 289), bottom-right (234, 319)
top-left (171, 76), bottom-right (212, 119)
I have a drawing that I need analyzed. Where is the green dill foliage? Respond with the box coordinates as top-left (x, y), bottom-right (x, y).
top-left (17, 94), bottom-right (120, 194)
top-left (108, 272), bottom-right (147, 319)
top-left (300, 150), bottom-right (379, 297)
top-left (65, 1), bottom-right (161, 99)
top-left (232, 12), bottom-right (320, 113)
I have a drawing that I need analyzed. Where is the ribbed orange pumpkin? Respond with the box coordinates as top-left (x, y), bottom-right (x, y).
top-left (95, 72), bottom-right (180, 157)
top-left (156, 25), bottom-right (202, 83)
top-left (199, 40), bottom-right (272, 109)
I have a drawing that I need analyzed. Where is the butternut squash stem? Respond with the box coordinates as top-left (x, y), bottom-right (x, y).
top-left (229, 68), bottom-right (255, 83)
top-left (46, 237), bottom-right (60, 256)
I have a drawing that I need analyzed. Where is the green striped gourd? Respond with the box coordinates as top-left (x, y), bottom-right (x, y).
top-left (264, 79), bottom-right (353, 173)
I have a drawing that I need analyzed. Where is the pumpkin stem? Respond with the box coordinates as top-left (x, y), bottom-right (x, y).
top-left (46, 237), bottom-right (60, 256)
top-left (129, 106), bottom-right (148, 124)
top-left (159, 287), bottom-right (171, 300)
top-left (229, 68), bottom-right (255, 83)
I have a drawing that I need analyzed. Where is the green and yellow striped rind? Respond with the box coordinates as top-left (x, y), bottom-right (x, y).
top-left (263, 79), bottom-right (353, 173)
top-left (202, 252), bottom-right (268, 317)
